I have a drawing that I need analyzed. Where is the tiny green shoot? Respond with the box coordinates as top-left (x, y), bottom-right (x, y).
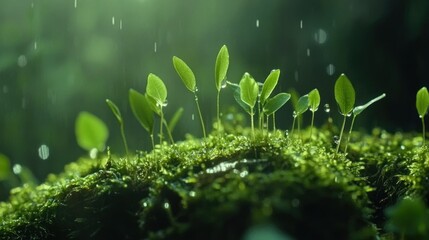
top-left (172, 56), bottom-right (206, 138)
top-left (344, 93), bottom-right (386, 152)
top-left (75, 111), bottom-right (109, 152)
top-left (263, 92), bottom-right (291, 130)
top-left (334, 73), bottom-right (355, 153)
top-left (416, 87), bottom-right (429, 146)
top-left (146, 73), bottom-right (168, 145)
top-left (239, 72), bottom-right (259, 138)
top-left (260, 69), bottom-right (280, 129)
top-left (294, 94), bottom-right (309, 135)
top-left (129, 89), bottom-right (155, 149)
top-left (308, 88), bottom-right (320, 140)
top-left (106, 99), bottom-right (129, 157)
top-left (214, 45), bottom-right (229, 131)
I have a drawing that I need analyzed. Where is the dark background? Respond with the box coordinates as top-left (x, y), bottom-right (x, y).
top-left (0, 0), bottom-right (428, 197)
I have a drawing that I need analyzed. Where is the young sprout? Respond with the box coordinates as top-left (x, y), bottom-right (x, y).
top-left (106, 99), bottom-right (129, 156)
top-left (291, 94), bottom-right (309, 136)
top-left (129, 89), bottom-right (155, 149)
top-left (344, 93), bottom-right (386, 152)
top-left (334, 73), bottom-right (355, 153)
top-left (263, 92), bottom-right (291, 130)
top-left (75, 111), bottom-right (109, 155)
top-left (308, 88), bottom-right (320, 140)
top-left (239, 72), bottom-right (259, 138)
top-left (172, 56), bottom-right (206, 138)
top-left (416, 87), bottom-right (429, 146)
top-left (146, 73), bottom-right (168, 145)
top-left (260, 69), bottom-right (280, 129)
top-left (168, 107), bottom-right (184, 133)
top-left (214, 45), bottom-right (229, 131)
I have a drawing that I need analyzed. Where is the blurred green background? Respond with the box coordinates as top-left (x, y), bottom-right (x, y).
top-left (0, 0), bottom-right (428, 198)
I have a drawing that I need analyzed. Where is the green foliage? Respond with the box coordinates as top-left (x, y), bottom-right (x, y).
top-left (335, 74), bottom-right (355, 116)
top-left (168, 107), bottom-right (184, 133)
top-left (146, 73), bottom-right (167, 106)
top-left (353, 93), bottom-right (386, 116)
top-left (416, 87), bottom-right (429, 118)
top-left (295, 94), bottom-right (309, 115)
top-left (239, 73), bottom-right (259, 109)
top-left (75, 111), bottom-right (109, 152)
top-left (260, 69), bottom-right (280, 105)
top-left (172, 56), bottom-right (196, 92)
top-left (263, 93), bottom-right (291, 116)
top-left (106, 99), bottom-right (129, 156)
top-left (129, 89), bottom-right (154, 134)
top-left (215, 45), bottom-right (229, 91)
top-left (385, 197), bottom-right (429, 239)
top-left (0, 153), bottom-right (10, 181)
top-left (308, 89), bottom-right (320, 139)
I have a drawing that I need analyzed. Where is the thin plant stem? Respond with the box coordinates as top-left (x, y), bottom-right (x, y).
top-left (216, 91), bottom-right (221, 131)
top-left (159, 107), bottom-right (164, 145)
top-left (309, 111), bottom-right (315, 140)
top-left (162, 120), bottom-right (174, 144)
top-left (272, 113), bottom-right (276, 131)
top-left (150, 134), bottom-right (155, 150)
top-left (291, 116), bottom-right (296, 136)
top-left (250, 107), bottom-right (255, 139)
top-left (194, 93), bottom-right (206, 138)
top-left (119, 123), bottom-right (129, 157)
top-left (336, 115), bottom-right (347, 153)
top-left (422, 117), bottom-right (426, 147)
top-left (344, 115), bottom-right (356, 153)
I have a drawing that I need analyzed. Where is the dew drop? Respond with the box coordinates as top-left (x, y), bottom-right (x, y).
top-left (221, 79), bottom-right (227, 88)
top-left (163, 202), bottom-right (170, 209)
top-left (38, 144), bottom-right (49, 160)
top-left (189, 191), bottom-right (196, 197)
top-left (326, 64), bottom-right (335, 76)
top-left (143, 202), bottom-right (148, 207)
top-left (89, 148), bottom-right (98, 159)
top-left (333, 135), bottom-right (340, 145)
top-left (13, 164), bottom-right (22, 175)
top-left (284, 130), bottom-right (289, 137)
top-left (17, 55), bottom-right (27, 67)
top-left (324, 104), bottom-right (330, 113)
top-left (314, 28), bottom-right (327, 44)
top-left (292, 111), bottom-right (297, 118)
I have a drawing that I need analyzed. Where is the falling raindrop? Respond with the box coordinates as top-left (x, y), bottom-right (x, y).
top-left (154, 42), bottom-right (157, 53)
top-left (256, 19), bottom-right (259, 28)
top-left (34, 41), bottom-right (38, 50)
top-left (300, 20), bottom-right (303, 29)
top-left (191, 114), bottom-right (195, 121)
top-left (38, 144), bottom-right (49, 160)
top-left (13, 164), bottom-right (22, 175)
top-left (314, 29), bottom-right (327, 44)
top-left (112, 16), bottom-right (115, 25)
top-left (284, 130), bottom-right (289, 137)
top-left (324, 104), bottom-right (330, 113)
top-left (306, 48), bottom-right (311, 56)
top-left (221, 79), bottom-right (227, 88)
top-left (17, 55), bottom-right (27, 67)
top-left (294, 71), bottom-right (299, 81)
top-left (326, 64), bottom-right (335, 76)
top-left (74, 0), bottom-right (77, 8)
top-left (119, 19), bottom-right (123, 30)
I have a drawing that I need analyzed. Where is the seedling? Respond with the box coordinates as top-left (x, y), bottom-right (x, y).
top-left (334, 74), bottom-right (355, 153)
top-left (168, 107), bottom-right (184, 133)
top-left (291, 94), bottom-right (309, 136)
top-left (344, 93), bottom-right (386, 152)
top-left (106, 99), bottom-right (129, 157)
top-left (172, 56), bottom-right (206, 138)
top-left (416, 87), bottom-right (429, 146)
top-left (263, 93), bottom-right (291, 130)
top-left (308, 88), bottom-right (320, 139)
top-left (239, 72), bottom-right (259, 138)
top-left (129, 89), bottom-right (155, 149)
top-left (75, 111), bottom-right (109, 153)
top-left (259, 69), bottom-right (280, 129)
top-left (214, 45), bottom-right (229, 131)
top-left (146, 73), bottom-right (168, 145)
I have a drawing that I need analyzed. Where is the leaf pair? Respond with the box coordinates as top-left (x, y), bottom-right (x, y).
top-left (260, 70), bottom-right (291, 116)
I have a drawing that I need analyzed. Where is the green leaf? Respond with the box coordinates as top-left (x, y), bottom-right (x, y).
top-left (308, 88), bottom-right (320, 112)
top-left (353, 93), bottom-right (386, 116)
top-left (168, 107), bottom-right (184, 133)
top-left (335, 73), bottom-right (355, 116)
top-left (0, 153), bottom-right (11, 181)
top-left (416, 87), bottom-right (429, 118)
top-left (129, 89), bottom-right (154, 133)
top-left (146, 73), bottom-right (167, 105)
top-left (233, 87), bottom-right (251, 114)
top-left (75, 111), bottom-right (109, 151)
top-left (263, 93), bottom-right (291, 116)
top-left (239, 72), bottom-right (259, 109)
top-left (215, 45), bottom-right (229, 91)
top-left (260, 69), bottom-right (280, 105)
top-left (296, 94), bottom-right (309, 115)
top-left (172, 56), bottom-right (196, 92)
top-left (105, 99), bottom-right (122, 124)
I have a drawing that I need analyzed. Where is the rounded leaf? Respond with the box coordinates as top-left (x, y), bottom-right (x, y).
top-left (296, 94), bottom-right (309, 115)
top-left (416, 87), bottom-right (429, 118)
top-left (263, 93), bottom-right (291, 116)
top-left (239, 72), bottom-right (259, 109)
top-left (0, 153), bottom-right (11, 181)
top-left (146, 73), bottom-right (167, 105)
top-left (260, 69), bottom-right (280, 105)
top-left (335, 74), bottom-right (355, 116)
top-left (129, 89), bottom-right (154, 133)
top-left (308, 88), bottom-right (320, 112)
top-left (75, 111), bottom-right (109, 151)
top-left (172, 56), bottom-right (196, 92)
top-left (215, 45), bottom-right (229, 91)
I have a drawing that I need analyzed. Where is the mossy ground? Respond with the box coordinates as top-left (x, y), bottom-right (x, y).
top-left (0, 127), bottom-right (428, 239)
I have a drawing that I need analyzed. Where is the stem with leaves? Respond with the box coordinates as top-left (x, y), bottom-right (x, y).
top-left (214, 45), bottom-right (229, 131)
top-left (106, 99), bottom-right (129, 157)
top-left (416, 87), bottom-right (429, 147)
top-left (334, 74), bottom-right (355, 153)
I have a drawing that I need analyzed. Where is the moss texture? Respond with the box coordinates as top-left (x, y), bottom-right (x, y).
top-left (0, 128), bottom-right (428, 239)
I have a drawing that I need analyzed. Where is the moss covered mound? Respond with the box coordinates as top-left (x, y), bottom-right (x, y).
top-left (0, 128), bottom-right (428, 239)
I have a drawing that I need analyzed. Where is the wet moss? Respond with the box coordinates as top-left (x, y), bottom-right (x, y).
top-left (0, 128), bottom-right (428, 239)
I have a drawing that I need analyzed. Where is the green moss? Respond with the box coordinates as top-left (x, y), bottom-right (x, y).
top-left (1, 128), bottom-right (429, 239)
